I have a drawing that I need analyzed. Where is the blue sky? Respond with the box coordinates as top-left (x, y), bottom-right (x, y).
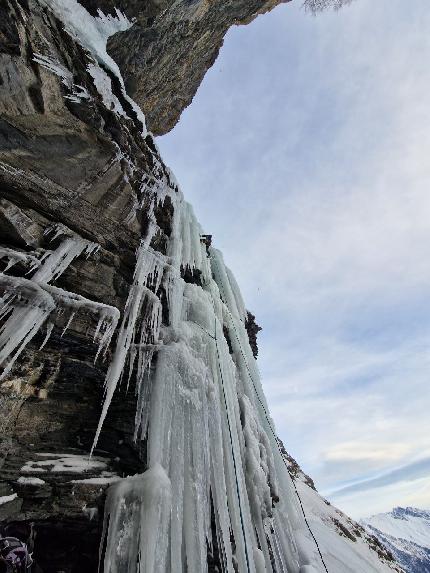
top-left (157, 0), bottom-right (430, 519)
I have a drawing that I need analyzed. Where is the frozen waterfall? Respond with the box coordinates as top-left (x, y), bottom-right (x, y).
top-left (96, 183), bottom-right (321, 573)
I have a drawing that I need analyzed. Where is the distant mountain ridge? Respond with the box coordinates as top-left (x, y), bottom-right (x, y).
top-left (362, 507), bottom-right (430, 573)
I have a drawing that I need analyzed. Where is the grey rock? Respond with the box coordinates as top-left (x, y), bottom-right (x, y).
top-left (102, 0), bottom-right (291, 134)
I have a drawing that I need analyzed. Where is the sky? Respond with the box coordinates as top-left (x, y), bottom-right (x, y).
top-left (157, 0), bottom-right (430, 519)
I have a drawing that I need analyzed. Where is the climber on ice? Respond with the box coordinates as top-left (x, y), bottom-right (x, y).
top-left (200, 234), bottom-right (212, 256)
top-left (0, 537), bottom-right (33, 573)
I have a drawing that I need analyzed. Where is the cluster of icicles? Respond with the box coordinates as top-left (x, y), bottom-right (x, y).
top-left (96, 182), bottom-right (320, 572)
top-left (0, 181), bottom-right (319, 572)
top-left (0, 224), bottom-right (119, 380)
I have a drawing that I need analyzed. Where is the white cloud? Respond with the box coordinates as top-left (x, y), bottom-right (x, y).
top-left (333, 476), bottom-right (430, 519)
top-left (263, 335), bottom-right (430, 486)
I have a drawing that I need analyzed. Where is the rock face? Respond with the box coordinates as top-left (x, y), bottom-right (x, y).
top-left (0, 1), bottom-right (404, 572)
top-left (0, 0), bottom-right (169, 569)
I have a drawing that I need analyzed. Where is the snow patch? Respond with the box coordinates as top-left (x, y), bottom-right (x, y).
top-left (21, 453), bottom-right (108, 474)
top-left (17, 476), bottom-right (46, 485)
top-left (0, 493), bottom-right (18, 505)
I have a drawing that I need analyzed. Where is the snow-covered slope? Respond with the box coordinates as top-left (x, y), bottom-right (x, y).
top-left (283, 470), bottom-right (403, 573)
top-left (362, 507), bottom-right (430, 572)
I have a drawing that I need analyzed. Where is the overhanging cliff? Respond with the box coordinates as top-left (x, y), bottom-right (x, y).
top-left (81, 0), bottom-right (291, 135)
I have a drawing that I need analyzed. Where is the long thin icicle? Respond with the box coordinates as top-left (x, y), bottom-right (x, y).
top-left (91, 233), bottom-right (165, 454)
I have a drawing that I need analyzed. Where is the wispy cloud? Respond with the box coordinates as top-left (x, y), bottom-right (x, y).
top-left (333, 476), bottom-right (430, 519)
top-left (158, 0), bottom-right (430, 518)
top-left (329, 456), bottom-right (430, 497)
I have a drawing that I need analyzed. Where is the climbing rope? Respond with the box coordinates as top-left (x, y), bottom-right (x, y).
top-left (188, 318), bottom-right (216, 340)
top-left (210, 253), bottom-right (330, 573)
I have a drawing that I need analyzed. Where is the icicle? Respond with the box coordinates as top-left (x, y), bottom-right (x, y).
top-left (61, 311), bottom-right (75, 337)
top-left (33, 232), bottom-right (97, 284)
top-left (91, 231), bottom-right (164, 454)
top-left (0, 247), bottom-right (42, 274)
top-left (39, 322), bottom-right (54, 350)
top-left (0, 275), bottom-right (56, 379)
top-left (94, 308), bottom-right (121, 362)
top-left (39, 283), bottom-right (120, 356)
top-left (85, 242), bottom-right (100, 258)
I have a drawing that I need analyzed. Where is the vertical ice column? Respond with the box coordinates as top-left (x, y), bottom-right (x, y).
top-left (101, 465), bottom-right (172, 573)
top-left (139, 276), bottom-right (256, 573)
top-left (179, 202), bottom-right (211, 284)
top-left (210, 250), bottom-right (317, 572)
top-left (211, 310), bottom-right (258, 573)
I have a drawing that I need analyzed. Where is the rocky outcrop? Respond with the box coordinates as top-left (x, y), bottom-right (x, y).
top-left (80, 0), bottom-right (291, 135)
top-left (277, 438), bottom-right (316, 490)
